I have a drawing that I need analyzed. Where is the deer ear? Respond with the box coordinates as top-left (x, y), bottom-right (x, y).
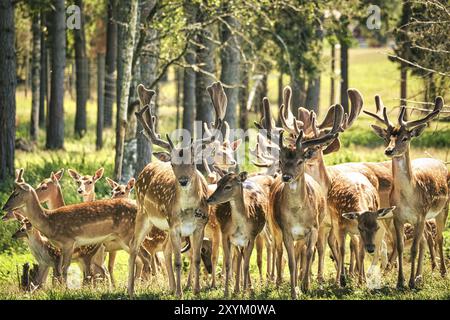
top-left (377, 206), bottom-right (395, 220)
top-left (323, 138), bottom-right (341, 155)
top-left (370, 125), bottom-right (388, 139)
top-left (94, 168), bottom-right (104, 181)
top-left (342, 212), bottom-right (359, 220)
top-left (68, 169), bottom-right (81, 180)
top-left (230, 139), bottom-right (242, 151)
top-left (106, 177), bottom-right (118, 189)
top-left (52, 169), bottom-right (64, 182)
top-left (153, 152), bottom-right (171, 162)
top-left (15, 168), bottom-right (25, 183)
top-left (410, 124), bottom-right (427, 138)
top-left (238, 171), bottom-right (248, 182)
top-left (15, 182), bottom-right (31, 192)
top-left (127, 178), bottom-right (136, 191)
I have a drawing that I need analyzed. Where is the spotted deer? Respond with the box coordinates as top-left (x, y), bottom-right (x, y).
top-left (1, 182), bottom-right (138, 285)
top-left (68, 167), bottom-right (104, 202)
top-left (106, 177), bottom-right (136, 199)
top-left (207, 171), bottom-right (271, 296)
top-left (269, 105), bottom-right (343, 298)
top-left (364, 96), bottom-right (448, 289)
top-left (128, 82), bottom-right (226, 297)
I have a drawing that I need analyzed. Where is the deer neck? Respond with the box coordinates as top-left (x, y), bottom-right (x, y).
top-left (391, 146), bottom-right (414, 189)
top-left (177, 173), bottom-right (204, 210)
top-left (306, 151), bottom-right (331, 192)
top-left (47, 186), bottom-right (65, 209)
top-left (83, 192), bottom-right (95, 202)
top-left (286, 170), bottom-right (307, 204)
top-left (229, 188), bottom-right (248, 221)
top-left (22, 192), bottom-right (52, 237)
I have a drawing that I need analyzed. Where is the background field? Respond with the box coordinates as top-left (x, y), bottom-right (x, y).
top-left (0, 48), bottom-right (449, 300)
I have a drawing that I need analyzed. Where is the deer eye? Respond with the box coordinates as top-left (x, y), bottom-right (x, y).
top-left (402, 137), bottom-right (408, 142)
top-left (224, 185), bottom-right (232, 191)
top-left (88, 181), bottom-right (93, 185)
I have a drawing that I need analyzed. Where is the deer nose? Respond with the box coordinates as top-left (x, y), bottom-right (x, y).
top-left (366, 244), bottom-right (375, 254)
top-left (282, 174), bottom-right (292, 182)
top-left (77, 189), bottom-right (83, 194)
top-left (178, 178), bottom-right (189, 187)
top-left (384, 148), bottom-right (394, 156)
top-left (230, 159), bottom-right (237, 166)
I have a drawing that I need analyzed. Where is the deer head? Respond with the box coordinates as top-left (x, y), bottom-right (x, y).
top-left (2, 183), bottom-right (36, 213)
top-left (136, 82), bottom-right (226, 188)
top-left (342, 206), bottom-right (395, 254)
top-left (278, 105), bottom-right (344, 183)
top-left (35, 169), bottom-right (64, 203)
top-left (68, 167), bottom-right (104, 198)
top-left (12, 220), bottom-right (33, 240)
top-left (364, 96), bottom-right (443, 157)
top-left (206, 171), bottom-right (248, 205)
top-left (106, 177), bottom-right (136, 199)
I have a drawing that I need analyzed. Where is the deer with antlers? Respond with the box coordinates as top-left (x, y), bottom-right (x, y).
top-left (364, 96), bottom-right (448, 289)
top-left (268, 104), bottom-right (343, 298)
top-left (207, 171), bottom-right (271, 296)
top-left (128, 82), bottom-right (226, 297)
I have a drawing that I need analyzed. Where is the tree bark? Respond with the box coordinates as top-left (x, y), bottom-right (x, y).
top-left (97, 54), bottom-right (105, 150)
top-left (114, 0), bottom-right (138, 181)
top-left (291, 72), bottom-right (305, 113)
top-left (30, 13), bottom-right (41, 142)
top-left (182, 48), bottom-right (196, 134)
top-left (239, 67), bottom-right (249, 139)
top-left (305, 76), bottom-right (320, 114)
top-left (220, 12), bottom-right (240, 129)
top-left (39, 10), bottom-right (47, 128)
top-left (400, 61), bottom-right (407, 107)
top-left (0, 0), bottom-right (16, 180)
top-left (340, 41), bottom-right (349, 114)
top-left (74, 0), bottom-right (88, 138)
top-left (104, 0), bottom-right (117, 128)
top-left (330, 43), bottom-right (336, 106)
top-left (175, 67), bottom-right (181, 129)
top-left (46, 0), bottom-right (66, 150)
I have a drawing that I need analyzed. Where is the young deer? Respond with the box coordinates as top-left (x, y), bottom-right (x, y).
top-left (269, 105), bottom-right (343, 298)
top-left (207, 171), bottom-right (270, 296)
top-left (2, 182), bottom-right (138, 285)
top-left (364, 96), bottom-right (448, 289)
top-left (128, 82), bottom-right (226, 297)
top-left (106, 177), bottom-right (136, 199)
top-left (68, 167), bottom-right (104, 202)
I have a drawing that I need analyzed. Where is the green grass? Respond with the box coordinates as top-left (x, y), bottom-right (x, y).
top-left (0, 47), bottom-right (449, 299)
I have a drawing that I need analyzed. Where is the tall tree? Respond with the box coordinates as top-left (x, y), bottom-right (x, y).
top-left (114, 0), bottom-right (138, 181)
top-left (104, 0), bottom-right (117, 128)
top-left (74, 0), bottom-right (88, 137)
top-left (337, 14), bottom-right (351, 114)
top-left (39, 9), bottom-right (47, 128)
top-left (97, 54), bottom-right (105, 150)
top-left (0, 0), bottom-right (16, 180)
top-left (46, 0), bottom-right (66, 150)
top-left (239, 66), bottom-right (249, 138)
top-left (220, 9), bottom-right (240, 129)
top-left (182, 2), bottom-right (197, 135)
top-left (30, 12), bottom-right (41, 142)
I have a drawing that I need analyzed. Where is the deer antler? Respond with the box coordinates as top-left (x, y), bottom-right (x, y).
top-left (399, 96), bottom-right (443, 128)
top-left (137, 84), bottom-right (156, 107)
top-left (363, 95), bottom-right (393, 129)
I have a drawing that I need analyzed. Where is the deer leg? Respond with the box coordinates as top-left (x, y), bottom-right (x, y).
top-left (191, 229), bottom-right (204, 295)
top-left (234, 248), bottom-right (243, 294)
top-left (127, 216), bottom-right (152, 297)
top-left (243, 239), bottom-right (255, 292)
top-left (265, 232), bottom-right (272, 280)
top-left (274, 233), bottom-right (284, 286)
top-left (60, 244), bottom-right (75, 286)
top-left (425, 230), bottom-right (437, 271)
top-left (327, 231), bottom-right (339, 271)
top-left (163, 240), bottom-right (175, 294)
top-left (316, 226), bottom-right (327, 283)
top-left (210, 229), bottom-right (220, 288)
top-left (35, 265), bottom-right (50, 288)
top-left (409, 218), bottom-right (425, 289)
top-left (168, 230), bottom-right (183, 297)
top-left (302, 229), bottom-right (318, 293)
top-left (357, 237), bottom-right (366, 284)
top-left (222, 235), bottom-right (232, 297)
top-left (393, 217), bottom-right (405, 289)
top-left (108, 251), bottom-right (117, 288)
top-left (186, 249), bottom-right (193, 289)
top-left (380, 239), bottom-right (388, 270)
top-left (435, 207), bottom-right (448, 277)
top-left (415, 234), bottom-right (426, 282)
top-left (282, 234), bottom-right (297, 299)
top-left (255, 234), bottom-right (263, 283)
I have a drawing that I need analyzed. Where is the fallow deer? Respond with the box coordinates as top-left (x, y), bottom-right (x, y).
top-left (128, 82), bottom-right (226, 297)
top-left (207, 171), bottom-right (271, 296)
top-left (106, 177), bottom-right (136, 199)
top-left (269, 105), bottom-right (343, 298)
top-left (68, 167), bottom-right (104, 202)
top-left (2, 182), bottom-right (138, 285)
top-left (364, 96), bottom-right (448, 289)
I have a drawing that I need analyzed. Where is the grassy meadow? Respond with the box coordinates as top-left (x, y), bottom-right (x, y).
top-left (0, 47), bottom-right (449, 300)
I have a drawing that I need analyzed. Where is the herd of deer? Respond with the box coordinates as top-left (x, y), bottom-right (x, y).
top-left (1, 82), bottom-right (448, 299)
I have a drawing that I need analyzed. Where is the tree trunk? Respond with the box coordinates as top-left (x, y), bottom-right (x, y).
top-left (220, 12), bottom-right (240, 129)
top-left (114, 0), bottom-right (138, 181)
top-left (46, 0), bottom-right (66, 150)
top-left (239, 67), bottom-right (249, 139)
top-left (74, 0), bottom-right (88, 138)
top-left (97, 54), bottom-right (105, 150)
top-left (400, 61), bottom-right (407, 107)
top-left (30, 13), bottom-right (41, 142)
top-left (291, 72), bottom-right (305, 113)
top-left (305, 76), bottom-right (320, 114)
top-left (182, 48), bottom-right (196, 134)
top-left (330, 43), bottom-right (336, 106)
top-left (0, 0), bottom-right (16, 180)
top-left (195, 19), bottom-right (215, 128)
top-left (39, 10), bottom-right (47, 128)
top-left (340, 41), bottom-right (349, 114)
top-left (175, 67), bottom-right (181, 129)
top-left (104, 0), bottom-right (117, 128)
